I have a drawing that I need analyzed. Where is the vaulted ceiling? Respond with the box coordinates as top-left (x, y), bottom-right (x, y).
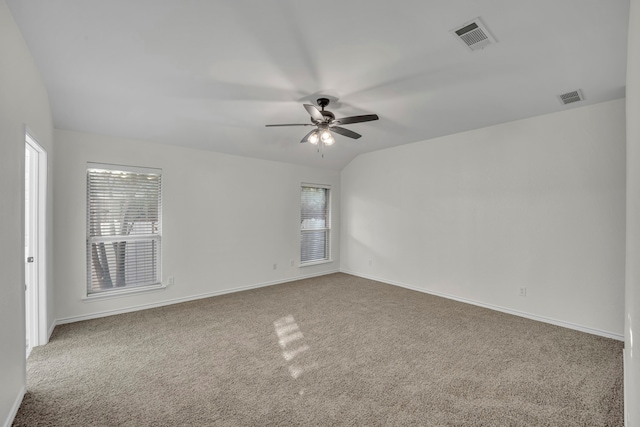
top-left (7, 0), bottom-right (630, 169)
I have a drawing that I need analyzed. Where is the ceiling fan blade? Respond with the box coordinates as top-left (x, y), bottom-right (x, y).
top-left (334, 114), bottom-right (379, 125)
top-left (300, 129), bottom-right (318, 143)
top-left (304, 104), bottom-right (324, 123)
top-left (331, 126), bottom-right (361, 139)
top-left (265, 123), bottom-right (313, 127)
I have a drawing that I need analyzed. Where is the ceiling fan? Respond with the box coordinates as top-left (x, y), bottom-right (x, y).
top-left (265, 98), bottom-right (379, 146)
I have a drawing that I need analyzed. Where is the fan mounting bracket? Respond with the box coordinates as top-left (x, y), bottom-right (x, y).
top-left (317, 98), bottom-right (330, 110)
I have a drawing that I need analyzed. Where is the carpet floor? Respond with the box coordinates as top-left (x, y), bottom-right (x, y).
top-left (13, 273), bottom-right (623, 426)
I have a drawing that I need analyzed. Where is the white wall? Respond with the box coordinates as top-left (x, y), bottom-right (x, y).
top-left (341, 99), bottom-right (626, 338)
top-left (0, 1), bottom-right (54, 426)
top-left (53, 129), bottom-right (340, 322)
top-left (625, 0), bottom-right (640, 424)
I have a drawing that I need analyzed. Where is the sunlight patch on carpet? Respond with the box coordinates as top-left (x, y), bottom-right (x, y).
top-left (274, 315), bottom-right (316, 379)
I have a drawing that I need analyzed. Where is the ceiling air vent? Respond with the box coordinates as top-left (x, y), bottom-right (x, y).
top-left (451, 18), bottom-right (496, 51)
top-left (557, 89), bottom-right (584, 105)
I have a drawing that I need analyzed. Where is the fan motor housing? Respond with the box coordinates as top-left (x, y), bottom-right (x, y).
top-left (310, 110), bottom-right (335, 124)
top-left (321, 111), bottom-right (335, 120)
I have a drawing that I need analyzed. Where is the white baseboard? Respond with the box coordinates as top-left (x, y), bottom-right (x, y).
top-left (53, 270), bottom-right (339, 328)
top-left (341, 269), bottom-right (624, 341)
top-left (3, 386), bottom-right (26, 427)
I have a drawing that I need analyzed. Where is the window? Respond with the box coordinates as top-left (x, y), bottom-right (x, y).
top-left (86, 163), bottom-right (162, 295)
top-left (300, 184), bottom-right (330, 264)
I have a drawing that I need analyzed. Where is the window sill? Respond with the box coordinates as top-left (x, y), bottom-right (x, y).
top-left (299, 259), bottom-right (333, 268)
top-left (83, 283), bottom-right (166, 302)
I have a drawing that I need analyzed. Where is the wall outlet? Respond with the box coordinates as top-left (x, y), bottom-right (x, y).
top-left (519, 287), bottom-right (527, 297)
top-left (273, 263), bottom-right (277, 270)
top-left (167, 276), bottom-right (175, 286)
top-left (290, 259), bottom-right (294, 267)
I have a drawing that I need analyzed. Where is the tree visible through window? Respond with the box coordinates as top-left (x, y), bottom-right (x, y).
top-left (86, 163), bottom-right (162, 295)
top-left (300, 185), bottom-right (330, 263)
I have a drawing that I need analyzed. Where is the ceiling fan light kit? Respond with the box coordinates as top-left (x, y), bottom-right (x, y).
top-left (266, 97), bottom-right (379, 155)
top-left (320, 129), bottom-right (334, 145)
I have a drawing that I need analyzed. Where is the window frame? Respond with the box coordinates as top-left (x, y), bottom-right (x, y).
top-left (85, 162), bottom-right (163, 298)
top-left (300, 183), bottom-right (331, 266)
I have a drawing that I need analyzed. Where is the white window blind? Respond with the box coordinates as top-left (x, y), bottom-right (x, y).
top-left (300, 185), bottom-right (330, 264)
top-left (86, 163), bottom-right (162, 295)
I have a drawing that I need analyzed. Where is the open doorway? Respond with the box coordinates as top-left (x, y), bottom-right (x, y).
top-left (25, 129), bottom-right (47, 357)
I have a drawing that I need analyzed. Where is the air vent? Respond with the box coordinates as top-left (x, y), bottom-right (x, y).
top-left (451, 18), bottom-right (496, 51)
top-left (557, 89), bottom-right (584, 105)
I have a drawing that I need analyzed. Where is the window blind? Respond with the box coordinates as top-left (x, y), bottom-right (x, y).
top-left (300, 185), bottom-right (330, 263)
top-left (87, 164), bottom-right (162, 294)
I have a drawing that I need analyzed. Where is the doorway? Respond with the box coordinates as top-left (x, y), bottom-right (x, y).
top-left (25, 130), bottom-right (47, 357)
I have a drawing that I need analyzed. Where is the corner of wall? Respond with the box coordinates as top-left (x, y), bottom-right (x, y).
top-left (2, 386), bottom-right (26, 427)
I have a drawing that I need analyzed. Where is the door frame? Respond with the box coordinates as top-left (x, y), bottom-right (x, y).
top-left (25, 127), bottom-right (48, 350)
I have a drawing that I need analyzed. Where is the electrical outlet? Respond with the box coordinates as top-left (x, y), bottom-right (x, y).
top-left (519, 287), bottom-right (526, 297)
top-left (167, 276), bottom-right (175, 286)
top-left (290, 259), bottom-right (294, 267)
top-left (273, 263), bottom-right (277, 270)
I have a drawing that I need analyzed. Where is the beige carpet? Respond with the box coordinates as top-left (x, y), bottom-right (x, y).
top-left (13, 273), bottom-right (623, 426)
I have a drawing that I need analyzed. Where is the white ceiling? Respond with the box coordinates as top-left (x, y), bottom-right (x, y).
top-left (7, 0), bottom-right (630, 170)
